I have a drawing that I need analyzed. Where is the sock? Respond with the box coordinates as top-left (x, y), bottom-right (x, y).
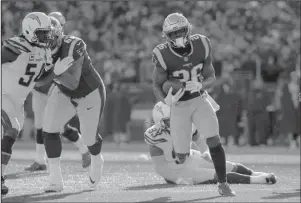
top-left (88, 134), bottom-right (104, 181)
top-left (250, 175), bottom-right (268, 184)
top-left (73, 134), bottom-right (89, 154)
top-left (235, 163), bottom-right (253, 175)
top-left (36, 144), bottom-right (46, 164)
top-left (62, 125), bottom-right (88, 154)
top-left (48, 157), bottom-right (63, 184)
top-left (35, 128), bottom-right (46, 164)
top-left (208, 143), bottom-right (227, 183)
top-left (226, 172), bottom-right (251, 184)
top-left (251, 171), bottom-right (269, 176)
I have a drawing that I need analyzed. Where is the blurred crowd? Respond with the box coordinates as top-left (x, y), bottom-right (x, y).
top-left (1, 1), bottom-right (300, 148)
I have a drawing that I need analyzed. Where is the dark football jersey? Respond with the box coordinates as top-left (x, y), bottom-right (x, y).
top-left (152, 34), bottom-right (211, 101)
top-left (54, 35), bottom-right (104, 98)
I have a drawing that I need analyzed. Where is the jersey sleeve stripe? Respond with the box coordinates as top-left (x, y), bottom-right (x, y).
top-left (3, 43), bottom-right (22, 55)
top-left (7, 39), bottom-right (31, 52)
top-left (68, 38), bottom-right (80, 57)
top-left (153, 47), bottom-right (167, 70)
top-left (200, 36), bottom-right (209, 59)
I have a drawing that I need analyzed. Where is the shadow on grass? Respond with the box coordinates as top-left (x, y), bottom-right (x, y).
top-left (2, 189), bottom-right (94, 202)
top-left (261, 188), bottom-right (300, 200)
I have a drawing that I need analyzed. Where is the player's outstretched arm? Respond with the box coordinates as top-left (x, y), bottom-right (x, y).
top-left (55, 55), bottom-right (84, 90)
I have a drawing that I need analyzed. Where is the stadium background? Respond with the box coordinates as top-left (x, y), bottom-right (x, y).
top-left (1, 1), bottom-right (300, 147)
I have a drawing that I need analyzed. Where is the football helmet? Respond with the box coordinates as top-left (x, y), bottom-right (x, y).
top-left (49, 16), bottom-right (63, 51)
top-left (162, 13), bottom-right (192, 48)
top-left (22, 12), bottom-right (53, 48)
top-left (152, 102), bottom-right (171, 128)
top-left (49, 12), bottom-right (66, 27)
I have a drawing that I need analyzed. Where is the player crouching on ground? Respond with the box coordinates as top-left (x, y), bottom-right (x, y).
top-left (144, 101), bottom-right (277, 185)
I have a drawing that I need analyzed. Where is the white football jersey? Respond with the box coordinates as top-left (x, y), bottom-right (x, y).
top-left (144, 124), bottom-right (176, 163)
top-left (2, 36), bottom-right (52, 103)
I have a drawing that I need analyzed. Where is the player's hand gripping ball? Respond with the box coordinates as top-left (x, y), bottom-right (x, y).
top-left (163, 79), bottom-right (185, 106)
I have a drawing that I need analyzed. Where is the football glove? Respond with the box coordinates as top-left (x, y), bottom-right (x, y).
top-left (53, 56), bottom-right (74, 76)
top-left (185, 81), bottom-right (202, 94)
top-left (164, 87), bottom-right (185, 106)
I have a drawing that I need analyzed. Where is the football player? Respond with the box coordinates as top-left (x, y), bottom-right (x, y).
top-left (145, 102), bottom-right (277, 185)
top-left (1, 12), bottom-right (54, 195)
top-left (152, 13), bottom-right (235, 196)
top-left (38, 17), bottom-right (106, 192)
top-left (25, 12), bottom-right (91, 172)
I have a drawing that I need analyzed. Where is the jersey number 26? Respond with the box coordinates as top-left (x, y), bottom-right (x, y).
top-left (172, 63), bottom-right (203, 82)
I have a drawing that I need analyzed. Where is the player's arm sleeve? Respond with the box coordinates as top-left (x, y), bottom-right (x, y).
top-left (56, 39), bottom-right (85, 90)
top-left (152, 49), bottom-right (168, 103)
top-left (200, 37), bottom-right (216, 91)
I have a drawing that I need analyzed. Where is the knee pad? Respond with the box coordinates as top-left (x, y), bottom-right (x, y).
top-left (206, 135), bottom-right (221, 148)
top-left (4, 128), bottom-right (19, 140)
top-left (87, 134), bottom-right (103, 155)
top-left (1, 110), bottom-right (21, 133)
top-left (43, 132), bottom-right (62, 158)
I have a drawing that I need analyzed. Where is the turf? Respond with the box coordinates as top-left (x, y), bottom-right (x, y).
top-left (2, 142), bottom-right (300, 202)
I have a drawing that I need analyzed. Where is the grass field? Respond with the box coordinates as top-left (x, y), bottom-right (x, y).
top-left (2, 142), bottom-right (300, 202)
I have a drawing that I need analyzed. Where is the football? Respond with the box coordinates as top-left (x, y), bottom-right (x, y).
top-left (162, 79), bottom-right (184, 94)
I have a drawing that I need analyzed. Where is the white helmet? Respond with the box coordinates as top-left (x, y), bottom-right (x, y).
top-left (22, 12), bottom-right (53, 48)
top-left (152, 102), bottom-right (171, 128)
top-left (49, 12), bottom-right (66, 27)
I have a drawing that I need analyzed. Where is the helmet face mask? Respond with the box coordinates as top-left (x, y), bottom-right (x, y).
top-left (33, 28), bottom-right (53, 48)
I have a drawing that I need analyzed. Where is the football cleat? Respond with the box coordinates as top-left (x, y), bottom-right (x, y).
top-left (44, 183), bottom-right (63, 193)
top-left (88, 154), bottom-right (104, 189)
top-left (218, 182), bottom-right (236, 197)
top-left (1, 176), bottom-right (9, 196)
top-left (82, 151), bottom-right (91, 169)
top-left (24, 162), bottom-right (47, 172)
top-left (265, 173), bottom-right (277, 184)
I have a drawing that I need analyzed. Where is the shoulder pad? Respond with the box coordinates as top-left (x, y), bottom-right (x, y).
top-left (62, 35), bottom-right (86, 59)
top-left (152, 43), bottom-right (168, 70)
top-left (3, 36), bottom-right (32, 54)
top-left (191, 34), bottom-right (211, 59)
top-left (1, 46), bottom-right (21, 64)
top-left (154, 43), bottom-right (168, 51)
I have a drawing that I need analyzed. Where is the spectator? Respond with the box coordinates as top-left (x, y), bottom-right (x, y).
top-left (215, 79), bottom-right (243, 146)
top-left (247, 80), bottom-right (271, 146)
top-left (278, 72), bottom-right (300, 149)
